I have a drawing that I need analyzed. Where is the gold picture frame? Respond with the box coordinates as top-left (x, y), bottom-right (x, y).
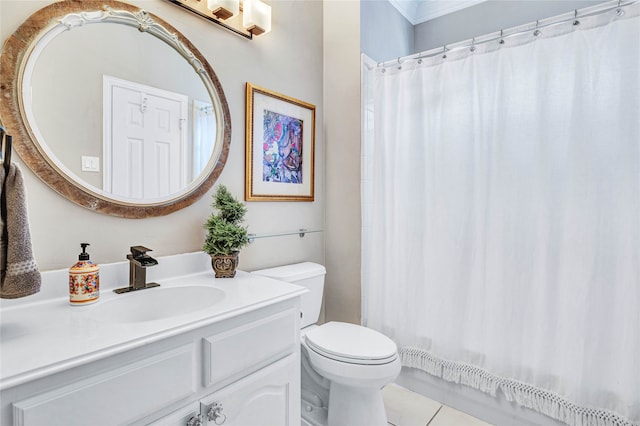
top-left (245, 83), bottom-right (316, 201)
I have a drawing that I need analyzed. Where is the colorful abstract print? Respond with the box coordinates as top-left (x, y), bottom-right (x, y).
top-left (262, 110), bottom-right (303, 184)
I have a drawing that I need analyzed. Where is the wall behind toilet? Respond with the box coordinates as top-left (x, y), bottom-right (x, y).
top-left (323, 1), bottom-right (362, 325)
top-left (0, 0), bottom-right (325, 273)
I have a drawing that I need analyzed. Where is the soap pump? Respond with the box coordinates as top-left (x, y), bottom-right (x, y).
top-left (69, 243), bottom-right (100, 306)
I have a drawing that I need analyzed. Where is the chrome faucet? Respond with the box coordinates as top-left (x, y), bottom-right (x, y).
top-left (113, 246), bottom-right (160, 294)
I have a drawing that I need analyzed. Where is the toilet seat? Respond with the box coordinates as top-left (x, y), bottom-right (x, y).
top-left (304, 322), bottom-right (398, 365)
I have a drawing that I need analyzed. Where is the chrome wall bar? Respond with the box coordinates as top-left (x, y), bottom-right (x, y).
top-left (247, 229), bottom-right (323, 243)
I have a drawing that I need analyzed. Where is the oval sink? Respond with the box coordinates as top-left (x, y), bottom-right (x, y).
top-left (92, 286), bottom-right (226, 323)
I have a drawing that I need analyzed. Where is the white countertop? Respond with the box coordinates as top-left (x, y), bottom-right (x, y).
top-left (0, 252), bottom-right (306, 390)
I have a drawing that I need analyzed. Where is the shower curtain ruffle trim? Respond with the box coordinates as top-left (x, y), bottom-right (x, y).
top-left (400, 347), bottom-right (637, 426)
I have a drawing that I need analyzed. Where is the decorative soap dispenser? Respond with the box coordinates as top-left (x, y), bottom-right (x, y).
top-left (69, 243), bottom-right (100, 306)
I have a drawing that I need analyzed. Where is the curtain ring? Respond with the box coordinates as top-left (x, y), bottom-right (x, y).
top-left (470, 37), bottom-right (476, 52)
top-left (499, 29), bottom-right (505, 45)
top-left (573, 9), bottom-right (580, 26)
top-left (533, 20), bottom-right (541, 37)
top-left (442, 45), bottom-right (447, 59)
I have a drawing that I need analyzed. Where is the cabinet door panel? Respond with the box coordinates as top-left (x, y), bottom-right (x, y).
top-left (201, 354), bottom-right (300, 426)
top-left (13, 345), bottom-right (196, 426)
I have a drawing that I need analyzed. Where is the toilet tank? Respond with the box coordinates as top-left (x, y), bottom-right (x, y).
top-left (251, 262), bottom-right (326, 328)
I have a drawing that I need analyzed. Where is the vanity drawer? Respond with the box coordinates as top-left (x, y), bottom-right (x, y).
top-left (203, 308), bottom-right (298, 387)
top-left (12, 344), bottom-right (196, 426)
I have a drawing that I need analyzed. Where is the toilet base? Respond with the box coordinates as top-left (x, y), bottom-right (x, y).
top-left (301, 392), bottom-right (328, 426)
top-left (301, 383), bottom-right (389, 426)
top-left (327, 382), bottom-right (388, 426)
top-left (300, 346), bottom-right (330, 426)
top-left (300, 334), bottom-right (401, 426)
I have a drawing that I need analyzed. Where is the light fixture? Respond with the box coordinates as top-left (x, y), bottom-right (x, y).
top-left (242, 0), bottom-right (272, 36)
top-left (207, 0), bottom-right (239, 20)
top-left (164, 0), bottom-right (272, 40)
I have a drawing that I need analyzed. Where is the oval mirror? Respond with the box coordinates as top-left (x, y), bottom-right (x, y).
top-left (0, 0), bottom-right (231, 218)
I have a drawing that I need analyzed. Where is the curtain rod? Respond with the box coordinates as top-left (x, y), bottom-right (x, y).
top-left (376, 0), bottom-right (638, 69)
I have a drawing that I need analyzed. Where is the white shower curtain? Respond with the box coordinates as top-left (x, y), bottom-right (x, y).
top-left (362, 3), bottom-right (640, 426)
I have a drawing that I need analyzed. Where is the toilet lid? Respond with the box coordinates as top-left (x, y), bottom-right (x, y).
top-left (304, 322), bottom-right (398, 365)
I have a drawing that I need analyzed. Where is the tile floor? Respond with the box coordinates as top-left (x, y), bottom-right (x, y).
top-left (382, 383), bottom-right (492, 426)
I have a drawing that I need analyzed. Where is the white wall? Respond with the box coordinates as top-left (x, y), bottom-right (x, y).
top-left (0, 0), bottom-right (325, 272)
top-left (323, 0), bottom-right (362, 325)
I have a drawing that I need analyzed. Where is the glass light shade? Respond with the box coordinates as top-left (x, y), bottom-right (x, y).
top-left (207, 0), bottom-right (239, 20)
top-left (242, 0), bottom-right (271, 35)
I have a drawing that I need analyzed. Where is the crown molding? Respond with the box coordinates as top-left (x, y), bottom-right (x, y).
top-left (386, 0), bottom-right (419, 24)
top-left (388, 0), bottom-right (488, 25)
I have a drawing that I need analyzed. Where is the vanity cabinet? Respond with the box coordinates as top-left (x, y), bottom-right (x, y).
top-left (155, 354), bottom-right (297, 426)
top-left (199, 354), bottom-right (297, 426)
top-left (1, 299), bottom-right (301, 426)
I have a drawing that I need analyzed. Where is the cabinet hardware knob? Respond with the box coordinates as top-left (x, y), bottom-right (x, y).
top-left (207, 402), bottom-right (227, 425)
top-left (186, 414), bottom-right (203, 426)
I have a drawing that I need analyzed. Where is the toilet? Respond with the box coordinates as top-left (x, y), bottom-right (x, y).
top-left (251, 262), bottom-right (401, 426)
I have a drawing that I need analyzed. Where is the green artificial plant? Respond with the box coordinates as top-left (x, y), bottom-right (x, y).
top-left (202, 185), bottom-right (249, 256)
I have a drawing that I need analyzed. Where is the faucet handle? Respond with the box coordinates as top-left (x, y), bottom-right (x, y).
top-left (130, 245), bottom-right (152, 258)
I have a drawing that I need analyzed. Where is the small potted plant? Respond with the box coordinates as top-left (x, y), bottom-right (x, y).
top-left (203, 185), bottom-right (249, 278)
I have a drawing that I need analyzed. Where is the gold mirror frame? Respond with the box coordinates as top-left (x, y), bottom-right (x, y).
top-left (0, 0), bottom-right (231, 218)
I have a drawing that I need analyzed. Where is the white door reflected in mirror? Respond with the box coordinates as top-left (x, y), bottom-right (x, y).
top-left (104, 76), bottom-right (191, 201)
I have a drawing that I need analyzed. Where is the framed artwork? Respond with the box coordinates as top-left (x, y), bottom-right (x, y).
top-left (245, 83), bottom-right (316, 201)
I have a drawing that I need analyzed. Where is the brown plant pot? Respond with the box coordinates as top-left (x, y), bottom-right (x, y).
top-left (210, 252), bottom-right (239, 278)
